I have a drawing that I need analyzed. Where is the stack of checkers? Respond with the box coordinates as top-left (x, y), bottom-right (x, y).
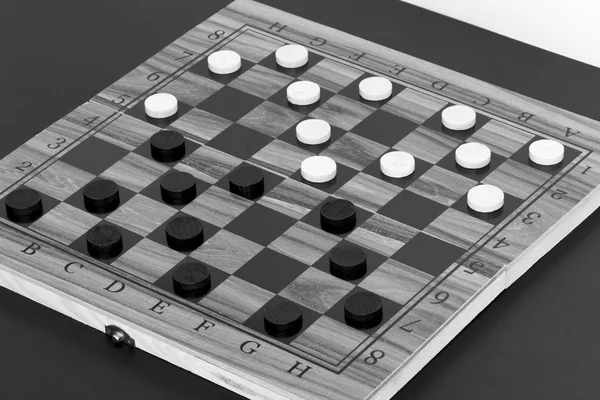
top-left (3, 44), bottom-right (567, 338)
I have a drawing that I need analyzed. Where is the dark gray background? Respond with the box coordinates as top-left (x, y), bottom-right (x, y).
top-left (1, 1), bottom-right (599, 399)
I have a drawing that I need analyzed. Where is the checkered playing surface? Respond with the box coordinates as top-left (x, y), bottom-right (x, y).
top-left (1, 28), bottom-right (583, 363)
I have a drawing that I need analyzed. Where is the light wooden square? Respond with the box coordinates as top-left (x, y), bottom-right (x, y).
top-left (174, 146), bottom-right (242, 184)
top-left (112, 238), bottom-right (185, 282)
top-left (161, 71), bottom-right (222, 106)
top-left (100, 152), bottom-right (169, 192)
top-left (292, 315), bottom-right (369, 365)
top-left (483, 158), bottom-right (551, 200)
top-left (198, 276), bottom-right (275, 323)
top-left (191, 229), bottom-right (264, 274)
top-left (230, 64), bottom-right (294, 99)
top-left (182, 186), bottom-right (252, 228)
top-left (258, 178), bottom-right (329, 220)
top-left (95, 114), bottom-right (160, 151)
top-left (250, 139), bottom-right (313, 176)
top-left (382, 88), bottom-right (447, 124)
top-left (310, 94), bottom-right (375, 131)
top-left (467, 120), bottom-right (534, 158)
top-left (335, 172), bottom-right (402, 213)
top-left (299, 59), bottom-right (363, 93)
top-left (269, 221), bottom-right (341, 266)
top-left (407, 165), bottom-right (477, 206)
top-left (359, 259), bottom-right (433, 305)
top-left (106, 194), bottom-right (177, 236)
top-left (27, 160), bottom-right (95, 201)
top-left (171, 108), bottom-right (233, 144)
top-left (394, 126), bottom-right (460, 164)
top-left (321, 132), bottom-right (388, 171)
top-left (280, 267), bottom-right (354, 314)
top-left (346, 213), bottom-right (419, 257)
top-left (424, 208), bottom-right (494, 251)
top-left (238, 101), bottom-right (303, 138)
top-left (29, 203), bottom-right (101, 246)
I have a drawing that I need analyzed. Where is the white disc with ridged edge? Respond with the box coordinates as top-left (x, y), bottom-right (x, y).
top-left (455, 142), bottom-right (491, 169)
top-left (467, 184), bottom-right (504, 213)
top-left (276, 44), bottom-right (309, 68)
top-left (144, 93), bottom-right (178, 119)
top-left (301, 156), bottom-right (337, 183)
top-left (442, 105), bottom-right (477, 130)
top-left (287, 81), bottom-right (321, 106)
top-left (380, 151), bottom-right (415, 178)
top-left (207, 50), bottom-right (241, 74)
top-left (296, 119), bottom-right (331, 145)
top-left (529, 139), bottom-right (564, 165)
top-left (359, 76), bottom-right (392, 101)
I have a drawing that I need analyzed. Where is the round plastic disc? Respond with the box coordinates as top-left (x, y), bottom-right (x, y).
top-left (296, 119), bottom-right (331, 145)
top-left (144, 93), bottom-right (178, 119)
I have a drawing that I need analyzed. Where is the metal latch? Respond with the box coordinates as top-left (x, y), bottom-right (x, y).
top-left (105, 325), bottom-right (135, 347)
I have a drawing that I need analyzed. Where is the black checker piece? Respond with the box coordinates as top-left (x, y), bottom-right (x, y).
top-left (172, 261), bottom-right (211, 298)
top-left (83, 178), bottom-right (120, 214)
top-left (86, 223), bottom-right (123, 260)
top-left (150, 130), bottom-right (186, 163)
top-left (5, 187), bottom-right (43, 223)
top-left (160, 171), bottom-right (197, 206)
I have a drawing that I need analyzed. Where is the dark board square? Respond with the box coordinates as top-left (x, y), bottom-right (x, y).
top-left (259, 50), bottom-right (324, 78)
top-left (126, 100), bottom-right (193, 129)
top-left (197, 86), bottom-right (263, 122)
top-left (61, 137), bottom-right (128, 175)
top-left (301, 196), bottom-right (373, 239)
top-left (338, 73), bottom-right (405, 108)
top-left (278, 116), bottom-right (346, 155)
top-left (225, 203), bottom-right (296, 247)
top-left (139, 170), bottom-right (210, 210)
top-left (392, 233), bottom-right (463, 277)
top-left (64, 182), bottom-right (136, 219)
top-left (510, 136), bottom-right (582, 175)
top-left (378, 190), bottom-right (446, 230)
top-left (363, 151), bottom-right (432, 189)
top-left (352, 109), bottom-right (419, 147)
top-left (70, 220), bottom-right (143, 265)
top-left (215, 162), bottom-right (284, 201)
top-left (146, 211), bottom-right (219, 255)
top-left (437, 150), bottom-right (506, 182)
top-left (206, 123), bottom-right (272, 160)
top-left (134, 135), bottom-right (201, 168)
top-left (269, 80), bottom-right (335, 116)
top-left (313, 240), bottom-right (386, 285)
top-left (234, 248), bottom-right (308, 294)
top-left (289, 162), bottom-right (358, 194)
top-left (0, 186), bottom-right (60, 227)
top-left (153, 257), bottom-right (229, 302)
top-left (452, 187), bottom-right (523, 225)
top-left (243, 294), bottom-right (321, 344)
top-left (187, 56), bottom-right (253, 85)
top-left (324, 286), bottom-right (403, 335)
top-left (422, 104), bottom-right (491, 140)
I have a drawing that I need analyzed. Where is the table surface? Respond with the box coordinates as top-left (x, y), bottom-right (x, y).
top-left (1, 1), bottom-right (599, 399)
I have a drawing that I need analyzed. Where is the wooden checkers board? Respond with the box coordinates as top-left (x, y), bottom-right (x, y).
top-left (1, 1), bottom-right (600, 398)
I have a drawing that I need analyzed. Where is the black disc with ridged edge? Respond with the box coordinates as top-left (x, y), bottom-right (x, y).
top-left (150, 130), bottom-right (186, 162)
top-left (172, 261), bottom-right (211, 297)
top-left (320, 198), bottom-right (357, 234)
top-left (83, 178), bottom-right (120, 214)
top-left (5, 187), bottom-right (43, 223)
top-left (330, 243), bottom-right (367, 280)
top-left (264, 299), bottom-right (303, 337)
top-left (229, 165), bottom-right (264, 200)
top-left (160, 171), bottom-right (197, 205)
top-left (165, 215), bottom-right (204, 251)
top-left (86, 224), bottom-right (123, 259)
top-left (344, 291), bottom-right (383, 329)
